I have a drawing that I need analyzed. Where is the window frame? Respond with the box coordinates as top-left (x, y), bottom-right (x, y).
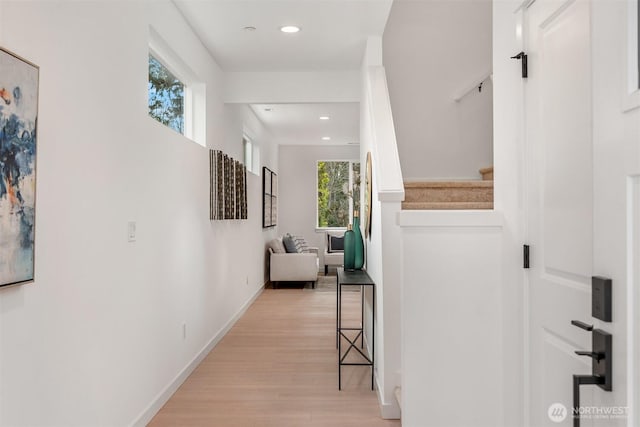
top-left (315, 159), bottom-right (361, 231)
top-left (243, 134), bottom-right (260, 175)
top-left (148, 52), bottom-right (186, 135)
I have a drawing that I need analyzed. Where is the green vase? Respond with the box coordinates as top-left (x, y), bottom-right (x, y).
top-left (353, 213), bottom-right (364, 270)
top-left (343, 224), bottom-right (355, 271)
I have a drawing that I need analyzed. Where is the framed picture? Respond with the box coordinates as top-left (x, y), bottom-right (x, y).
top-left (209, 150), bottom-right (247, 220)
top-left (0, 47), bottom-right (39, 288)
top-left (262, 166), bottom-right (277, 228)
top-left (364, 152), bottom-right (372, 239)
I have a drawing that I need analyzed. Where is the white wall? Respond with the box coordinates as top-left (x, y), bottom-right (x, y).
top-left (0, 2), bottom-right (277, 425)
top-left (359, 37), bottom-right (404, 419)
top-left (383, 0), bottom-right (493, 180)
top-left (277, 144), bottom-right (359, 267)
top-left (399, 211), bottom-right (504, 427)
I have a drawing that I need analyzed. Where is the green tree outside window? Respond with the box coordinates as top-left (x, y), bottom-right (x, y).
top-left (148, 54), bottom-right (185, 134)
top-left (317, 161), bottom-right (361, 228)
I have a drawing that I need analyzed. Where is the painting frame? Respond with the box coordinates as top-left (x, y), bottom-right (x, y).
top-left (262, 166), bottom-right (277, 228)
top-left (0, 46), bottom-right (39, 288)
top-left (364, 152), bottom-right (372, 239)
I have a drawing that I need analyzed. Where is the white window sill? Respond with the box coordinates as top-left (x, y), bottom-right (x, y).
top-left (315, 227), bottom-right (348, 233)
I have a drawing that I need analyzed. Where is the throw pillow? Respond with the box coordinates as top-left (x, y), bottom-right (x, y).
top-left (268, 238), bottom-right (286, 254)
top-left (329, 235), bottom-right (344, 252)
top-left (282, 234), bottom-right (298, 253)
top-left (293, 236), bottom-right (308, 253)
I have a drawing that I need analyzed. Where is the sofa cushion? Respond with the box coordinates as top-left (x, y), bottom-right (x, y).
top-left (268, 238), bottom-right (286, 254)
top-left (328, 234), bottom-right (344, 253)
top-left (283, 234), bottom-right (299, 253)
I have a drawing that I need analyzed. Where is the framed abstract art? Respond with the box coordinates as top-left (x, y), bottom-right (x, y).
top-left (0, 47), bottom-right (39, 288)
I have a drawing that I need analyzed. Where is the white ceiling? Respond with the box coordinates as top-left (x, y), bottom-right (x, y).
top-left (174, 1), bottom-right (380, 146)
top-left (250, 103), bottom-right (360, 145)
top-left (174, 0), bottom-right (393, 71)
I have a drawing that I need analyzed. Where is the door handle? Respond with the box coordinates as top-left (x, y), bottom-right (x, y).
top-left (573, 375), bottom-right (605, 427)
top-left (571, 320), bottom-right (593, 331)
top-left (569, 322), bottom-right (612, 427)
top-left (574, 350), bottom-right (603, 361)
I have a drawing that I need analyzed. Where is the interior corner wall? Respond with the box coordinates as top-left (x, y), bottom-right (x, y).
top-left (277, 145), bottom-right (359, 268)
top-left (383, 0), bottom-right (493, 180)
top-left (0, 2), bottom-right (276, 425)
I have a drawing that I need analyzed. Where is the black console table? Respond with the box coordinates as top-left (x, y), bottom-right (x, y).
top-left (336, 268), bottom-right (375, 390)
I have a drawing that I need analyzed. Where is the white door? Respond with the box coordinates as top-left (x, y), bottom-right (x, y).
top-left (524, 0), bottom-right (625, 425)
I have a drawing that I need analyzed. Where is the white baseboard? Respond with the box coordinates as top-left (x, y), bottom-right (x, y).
top-left (377, 376), bottom-right (401, 419)
top-left (363, 334), bottom-right (401, 420)
top-left (130, 284), bottom-right (265, 427)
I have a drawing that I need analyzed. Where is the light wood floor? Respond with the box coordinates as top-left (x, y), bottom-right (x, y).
top-left (149, 284), bottom-right (400, 427)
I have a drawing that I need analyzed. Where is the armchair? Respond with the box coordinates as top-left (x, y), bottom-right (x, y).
top-left (323, 231), bottom-right (345, 275)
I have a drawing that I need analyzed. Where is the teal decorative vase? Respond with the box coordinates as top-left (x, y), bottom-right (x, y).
top-left (344, 224), bottom-right (355, 271)
top-left (353, 212), bottom-right (364, 270)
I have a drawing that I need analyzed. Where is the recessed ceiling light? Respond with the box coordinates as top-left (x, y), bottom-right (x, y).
top-left (322, 137), bottom-right (331, 141)
top-left (280, 26), bottom-right (301, 33)
top-left (243, 26), bottom-right (257, 31)
top-left (319, 116), bottom-right (330, 120)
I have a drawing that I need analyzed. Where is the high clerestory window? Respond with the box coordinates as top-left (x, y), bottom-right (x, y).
top-left (148, 54), bottom-right (185, 134)
top-left (244, 135), bottom-right (260, 175)
top-left (148, 27), bottom-right (206, 146)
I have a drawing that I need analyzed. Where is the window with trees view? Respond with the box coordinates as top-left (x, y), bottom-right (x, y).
top-left (317, 161), bottom-right (361, 228)
top-left (148, 53), bottom-right (185, 134)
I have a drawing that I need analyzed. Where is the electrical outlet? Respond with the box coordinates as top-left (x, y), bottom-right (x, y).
top-left (127, 221), bottom-right (136, 242)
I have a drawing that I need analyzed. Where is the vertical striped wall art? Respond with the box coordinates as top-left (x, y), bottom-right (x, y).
top-left (209, 150), bottom-right (247, 220)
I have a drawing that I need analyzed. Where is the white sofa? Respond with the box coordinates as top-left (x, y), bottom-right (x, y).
top-left (323, 231), bottom-right (345, 274)
top-left (268, 236), bottom-right (318, 288)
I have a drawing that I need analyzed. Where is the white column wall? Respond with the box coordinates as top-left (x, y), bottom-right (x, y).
top-left (360, 37), bottom-right (403, 419)
top-left (399, 211), bottom-right (504, 427)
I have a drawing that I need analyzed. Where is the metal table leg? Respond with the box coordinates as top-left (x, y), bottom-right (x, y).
top-left (338, 281), bottom-right (342, 390)
top-left (372, 285), bottom-right (375, 390)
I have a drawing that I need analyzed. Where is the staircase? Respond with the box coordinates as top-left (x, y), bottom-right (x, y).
top-left (402, 167), bottom-right (493, 210)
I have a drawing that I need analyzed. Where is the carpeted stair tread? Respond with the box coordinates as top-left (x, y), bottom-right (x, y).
top-left (401, 201), bottom-right (493, 210)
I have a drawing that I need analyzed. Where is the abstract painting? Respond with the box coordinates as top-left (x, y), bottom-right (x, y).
top-left (0, 47), bottom-right (38, 288)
